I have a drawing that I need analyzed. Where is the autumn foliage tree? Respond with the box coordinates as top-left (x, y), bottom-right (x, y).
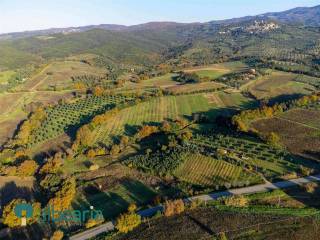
top-left (93, 86), bottom-right (104, 96)
top-left (164, 199), bottom-right (185, 217)
top-left (2, 199), bottom-right (41, 228)
top-left (47, 178), bottom-right (76, 212)
top-left (1, 159), bottom-right (38, 177)
top-left (15, 107), bottom-right (47, 146)
top-left (39, 152), bottom-right (63, 174)
top-left (136, 125), bottom-right (159, 140)
top-left (115, 204), bottom-right (141, 233)
top-left (50, 230), bottom-right (64, 240)
top-left (73, 125), bottom-right (93, 149)
top-left (232, 93), bottom-right (320, 132)
top-left (224, 195), bottom-right (248, 207)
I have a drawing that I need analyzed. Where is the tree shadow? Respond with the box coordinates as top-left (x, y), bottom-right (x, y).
top-left (73, 188), bottom-right (130, 220)
top-left (267, 93), bottom-right (305, 105)
top-left (121, 179), bottom-right (156, 205)
top-left (0, 181), bottom-right (34, 209)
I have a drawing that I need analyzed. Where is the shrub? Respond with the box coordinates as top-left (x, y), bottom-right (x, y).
top-left (218, 232), bottom-right (228, 240)
top-left (110, 144), bottom-right (121, 156)
top-left (164, 199), bottom-right (185, 217)
top-left (189, 199), bottom-right (203, 210)
top-left (39, 152), bottom-right (63, 174)
top-left (300, 166), bottom-right (312, 176)
top-left (115, 212), bottom-right (141, 233)
top-left (304, 182), bottom-right (318, 193)
top-left (128, 203), bottom-right (137, 213)
top-left (224, 195), bottom-right (248, 207)
top-left (50, 230), bottom-right (64, 240)
top-left (136, 125), bottom-right (159, 140)
top-left (85, 218), bottom-right (103, 229)
top-left (89, 164), bottom-right (100, 171)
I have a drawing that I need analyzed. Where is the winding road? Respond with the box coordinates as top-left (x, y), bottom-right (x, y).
top-left (69, 174), bottom-right (320, 240)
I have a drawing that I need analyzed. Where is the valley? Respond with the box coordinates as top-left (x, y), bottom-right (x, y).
top-left (0, 3), bottom-right (320, 240)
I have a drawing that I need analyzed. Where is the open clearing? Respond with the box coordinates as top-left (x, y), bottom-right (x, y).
top-left (174, 154), bottom-right (260, 187)
top-left (246, 71), bottom-right (315, 100)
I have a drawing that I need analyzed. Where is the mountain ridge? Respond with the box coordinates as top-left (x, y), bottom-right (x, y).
top-left (1, 4), bottom-right (319, 39)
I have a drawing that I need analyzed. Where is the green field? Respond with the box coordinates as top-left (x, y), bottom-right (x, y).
top-left (92, 94), bottom-right (215, 145)
top-left (174, 153), bottom-right (260, 188)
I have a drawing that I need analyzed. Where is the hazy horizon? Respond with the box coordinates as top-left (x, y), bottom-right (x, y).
top-left (1, 0), bottom-right (319, 34)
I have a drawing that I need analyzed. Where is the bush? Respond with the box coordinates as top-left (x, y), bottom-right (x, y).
top-left (304, 182), bottom-right (318, 193)
top-left (115, 212), bottom-right (141, 233)
top-left (50, 230), bottom-right (64, 240)
top-left (164, 199), bottom-right (185, 217)
top-left (89, 164), bottom-right (100, 171)
top-left (223, 195), bottom-right (248, 207)
top-left (85, 218), bottom-right (103, 229)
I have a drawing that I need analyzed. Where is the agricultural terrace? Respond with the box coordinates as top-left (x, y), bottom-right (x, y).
top-left (252, 104), bottom-right (320, 161)
top-left (91, 94), bottom-right (215, 145)
top-left (174, 153), bottom-right (261, 188)
top-left (29, 95), bottom-right (131, 147)
top-left (192, 134), bottom-right (318, 180)
top-left (14, 61), bottom-right (108, 91)
top-left (246, 71), bottom-right (315, 100)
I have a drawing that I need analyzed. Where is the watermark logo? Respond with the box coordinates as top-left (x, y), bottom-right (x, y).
top-left (14, 204), bottom-right (103, 226)
top-left (14, 203), bottom-right (33, 226)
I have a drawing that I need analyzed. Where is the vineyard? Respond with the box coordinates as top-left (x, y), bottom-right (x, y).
top-left (174, 153), bottom-right (260, 188)
top-left (91, 94), bottom-right (214, 145)
top-left (29, 95), bottom-right (131, 146)
top-left (252, 105), bottom-right (320, 160)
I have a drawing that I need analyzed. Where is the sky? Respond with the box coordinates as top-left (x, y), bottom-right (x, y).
top-left (0, 0), bottom-right (319, 34)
